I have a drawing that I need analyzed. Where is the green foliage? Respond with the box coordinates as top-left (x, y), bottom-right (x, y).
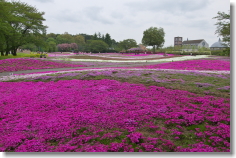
top-left (80, 33), bottom-right (94, 43)
top-left (46, 38), bottom-right (57, 52)
top-left (56, 32), bottom-right (74, 44)
top-left (104, 33), bottom-right (112, 47)
top-left (74, 35), bottom-right (85, 48)
top-left (19, 43), bottom-right (38, 52)
top-left (213, 11), bottom-right (230, 47)
top-left (142, 27), bottom-right (165, 53)
top-left (118, 39), bottom-right (137, 51)
top-left (211, 50), bottom-right (225, 56)
top-left (93, 33), bottom-right (98, 40)
top-left (223, 47), bottom-right (230, 56)
top-left (0, 0), bottom-right (47, 56)
top-left (85, 40), bottom-right (108, 53)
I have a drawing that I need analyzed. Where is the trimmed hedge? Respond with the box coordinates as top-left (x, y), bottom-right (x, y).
top-left (210, 50), bottom-right (230, 56)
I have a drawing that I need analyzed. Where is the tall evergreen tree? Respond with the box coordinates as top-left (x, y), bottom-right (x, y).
top-left (98, 32), bottom-right (101, 39)
top-left (93, 33), bottom-right (98, 40)
top-left (104, 33), bottom-right (112, 47)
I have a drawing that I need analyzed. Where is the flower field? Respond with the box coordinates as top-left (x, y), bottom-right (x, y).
top-left (0, 58), bottom-right (86, 72)
top-left (139, 59), bottom-right (230, 70)
top-left (0, 79), bottom-right (230, 152)
top-left (0, 55), bottom-right (230, 152)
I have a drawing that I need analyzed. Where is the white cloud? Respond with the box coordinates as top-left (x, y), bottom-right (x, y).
top-left (125, 0), bottom-right (210, 14)
top-left (84, 6), bottom-right (113, 24)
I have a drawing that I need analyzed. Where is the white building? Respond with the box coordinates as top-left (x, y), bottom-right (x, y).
top-left (182, 39), bottom-right (209, 51)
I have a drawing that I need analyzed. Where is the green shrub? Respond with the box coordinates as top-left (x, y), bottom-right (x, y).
top-left (211, 50), bottom-right (224, 56)
top-left (210, 48), bottom-right (230, 56)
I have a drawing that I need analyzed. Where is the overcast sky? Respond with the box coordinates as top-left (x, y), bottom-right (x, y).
top-left (18, 0), bottom-right (231, 47)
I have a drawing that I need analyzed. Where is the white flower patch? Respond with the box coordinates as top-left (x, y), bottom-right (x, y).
top-left (55, 55), bottom-right (211, 62)
top-left (0, 67), bottom-right (230, 82)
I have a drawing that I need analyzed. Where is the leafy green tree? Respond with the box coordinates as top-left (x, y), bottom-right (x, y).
top-left (118, 39), bottom-right (137, 51)
top-left (46, 33), bottom-right (58, 39)
top-left (0, 0), bottom-right (10, 55)
top-left (56, 32), bottom-right (74, 44)
top-left (213, 11), bottom-right (230, 47)
top-left (19, 43), bottom-right (37, 51)
top-left (46, 38), bottom-right (57, 52)
top-left (142, 27), bottom-right (165, 53)
top-left (74, 34), bottom-right (85, 51)
top-left (0, 0), bottom-right (47, 56)
top-left (79, 33), bottom-right (93, 42)
top-left (213, 11), bottom-right (230, 56)
top-left (85, 40), bottom-right (108, 53)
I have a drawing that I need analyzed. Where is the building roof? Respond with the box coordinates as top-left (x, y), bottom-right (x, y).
top-left (210, 38), bottom-right (227, 48)
top-left (128, 48), bottom-right (142, 51)
top-left (128, 44), bottom-right (147, 51)
top-left (182, 39), bottom-right (204, 44)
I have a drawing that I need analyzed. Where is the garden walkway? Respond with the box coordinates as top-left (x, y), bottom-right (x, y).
top-left (0, 62), bottom-right (169, 77)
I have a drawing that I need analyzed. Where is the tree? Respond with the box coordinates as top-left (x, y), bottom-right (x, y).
top-left (73, 34), bottom-right (85, 51)
top-left (213, 11), bottom-right (230, 47)
top-left (56, 32), bottom-right (74, 44)
top-left (93, 33), bottom-right (98, 40)
top-left (79, 33), bottom-right (93, 42)
top-left (213, 11), bottom-right (230, 56)
top-left (98, 32), bottom-right (101, 39)
top-left (142, 27), bottom-right (165, 53)
top-left (46, 33), bottom-right (58, 39)
top-left (85, 40), bottom-right (108, 53)
top-left (19, 43), bottom-right (37, 52)
top-left (101, 34), bottom-right (105, 41)
top-left (104, 33), bottom-right (112, 47)
top-left (118, 39), bottom-right (137, 51)
top-left (0, 0), bottom-right (10, 55)
top-left (0, 0), bottom-right (47, 56)
top-left (57, 43), bottom-right (78, 52)
top-left (46, 38), bottom-right (57, 52)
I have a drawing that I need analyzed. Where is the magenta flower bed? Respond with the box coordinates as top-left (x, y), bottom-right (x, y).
top-left (0, 58), bottom-right (86, 72)
top-left (47, 54), bottom-right (75, 57)
top-left (0, 79), bottom-right (230, 152)
top-left (141, 60), bottom-right (230, 70)
top-left (123, 54), bottom-right (154, 56)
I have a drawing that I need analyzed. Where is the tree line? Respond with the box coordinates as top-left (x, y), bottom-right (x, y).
top-left (19, 31), bottom-right (140, 53)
